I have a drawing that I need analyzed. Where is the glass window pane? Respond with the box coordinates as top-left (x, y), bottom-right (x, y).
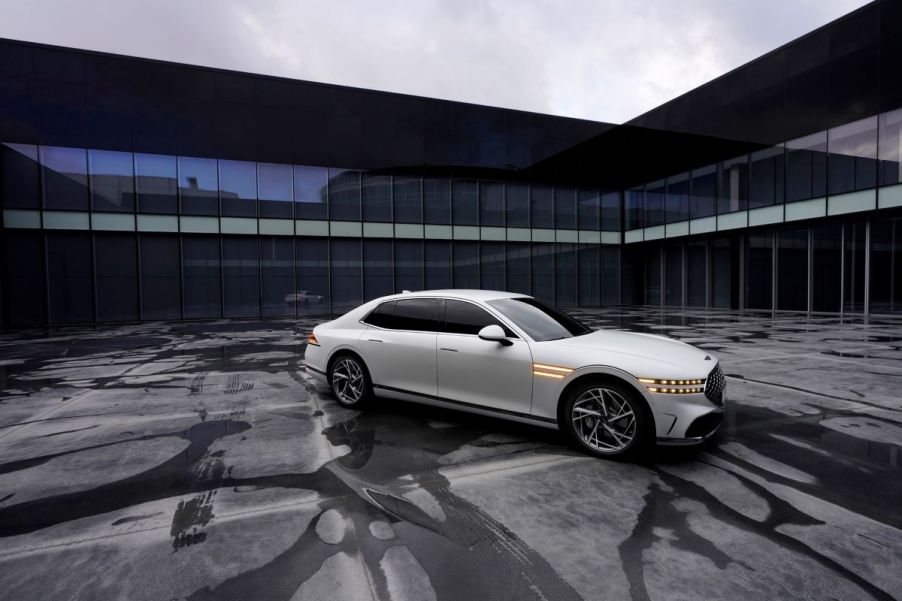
top-left (47, 232), bottom-right (93, 323)
top-left (261, 236), bottom-right (295, 316)
top-left (393, 298), bottom-right (441, 332)
top-left (828, 116), bottom-right (878, 195)
top-left (786, 132), bottom-right (827, 202)
top-left (578, 245), bottom-right (599, 306)
top-left (777, 228), bottom-right (808, 311)
top-left (869, 217), bottom-right (901, 314)
top-left (395, 240), bottom-right (423, 293)
top-left (89, 150), bottom-right (134, 212)
top-left (258, 163), bottom-right (293, 219)
top-left (140, 234), bottom-right (181, 320)
top-left (531, 184), bottom-right (553, 229)
top-left (690, 165), bottom-right (717, 219)
top-left (178, 157), bottom-right (219, 216)
top-left (479, 181), bottom-right (504, 227)
top-left (666, 174), bottom-right (689, 223)
top-left (2, 143), bottom-right (40, 209)
top-left (506, 243), bottom-right (530, 295)
top-left (645, 180), bottom-right (666, 227)
top-left (423, 177), bottom-right (451, 224)
top-left (362, 173), bottom-right (392, 222)
top-left (296, 238), bottom-right (330, 316)
top-left (330, 238), bottom-right (362, 314)
top-left (555, 243), bottom-right (577, 306)
top-left (453, 241), bottom-right (479, 288)
top-left (718, 155), bottom-right (748, 214)
top-left (601, 246), bottom-right (620, 305)
top-left (480, 242), bottom-right (505, 291)
top-left (625, 188), bottom-right (643, 230)
top-left (452, 179), bottom-right (478, 226)
top-left (711, 237), bottom-right (737, 309)
top-left (4, 231), bottom-right (46, 325)
top-left (136, 153), bottom-right (178, 214)
top-left (329, 168), bottom-right (361, 221)
top-left (644, 247), bottom-right (661, 305)
top-left (686, 241), bottom-right (706, 307)
top-left (506, 183), bottom-right (529, 228)
top-left (223, 237), bottom-right (260, 317)
top-left (600, 191), bottom-right (620, 231)
top-left (394, 176), bottom-right (422, 224)
top-left (444, 299), bottom-right (512, 336)
top-left (749, 145), bottom-right (784, 209)
top-left (554, 187), bottom-right (577, 230)
top-left (578, 189), bottom-right (600, 230)
top-left (844, 220), bottom-right (866, 313)
top-left (745, 232), bottom-right (772, 310)
top-left (294, 165), bottom-right (328, 220)
top-left (878, 108), bottom-right (902, 187)
top-left (41, 146), bottom-right (88, 210)
top-left (364, 239), bottom-right (394, 299)
top-left (532, 243), bottom-right (555, 304)
top-left (664, 244), bottom-right (682, 306)
top-left (812, 223), bottom-right (842, 312)
top-left (95, 233), bottom-right (138, 321)
top-left (182, 237), bottom-right (222, 318)
top-left (425, 240), bottom-right (452, 289)
top-left (220, 160), bottom-right (257, 217)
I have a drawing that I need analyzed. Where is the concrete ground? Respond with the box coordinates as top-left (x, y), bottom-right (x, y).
top-left (0, 308), bottom-right (900, 601)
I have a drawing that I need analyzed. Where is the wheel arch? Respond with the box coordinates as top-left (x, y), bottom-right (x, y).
top-left (555, 371), bottom-right (654, 430)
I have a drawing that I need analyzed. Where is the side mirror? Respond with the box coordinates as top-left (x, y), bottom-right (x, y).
top-left (478, 324), bottom-right (513, 346)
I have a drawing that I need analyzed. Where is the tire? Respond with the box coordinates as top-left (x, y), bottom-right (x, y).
top-left (561, 379), bottom-right (652, 460)
top-left (328, 353), bottom-right (373, 408)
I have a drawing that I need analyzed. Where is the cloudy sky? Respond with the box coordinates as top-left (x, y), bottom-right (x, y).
top-left (0, 0), bottom-right (870, 123)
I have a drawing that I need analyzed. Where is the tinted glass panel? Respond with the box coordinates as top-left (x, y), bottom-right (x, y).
top-left (95, 233), bottom-right (138, 321)
top-left (878, 108), bottom-right (902, 186)
top-left (362, 173), bottom-right (392, 222)
top-left (601, 246), bottom-right (620, 305)
top-left (554, 187), bottom-right (577, 230)
top-left (364, 301), bottom-right (395, 328)
top-left (644, 181), bottom-right (665, 226)
top-left (480, 242), bottom-right (505, 291)
top-left (578, 189), bottom-right (600, 230)
top-left (555, 243), bottom-right (577, 306)
top-left (294, 165), bottom-right (328, 220)
top-left (601, 191), bottom-right (620, 231)
top-left (4, 231), bottom-right (46, 325)
top-left (297, 238), bottom-right (330, 316)
top-left (41, 146), bottom-right (88, 210)
top-left (578, 246), bottom-right (599, 306)
top-left (811, 223), bottom-right (842, 312)
top-left (219, 160), bottom-right (257, 217)
top-left (89, 150), bottom-right (134, 212)
top-left (506, 243), bottom-right (530, 296)
top-left (786, 132), bottom-right (827, 202)
top-left (531, 185), bottom-right (553, 229)
top-left (47, 232), bottom-right (93, 323)
top-left (331, 238), bottom-right (362, 314)
top-left (625, 188), bottom-right (643, 230)
top-left (749, 145), bottom-right (784, 209)
top-left (183, 237), bottom-right (222, 318)
top-left (777, 228), bottom-right (807, 311)
top-left (711, 237), bottom-right (738, 309)
top-left (261, 237), bottom-right (294, 316)
top-left (223, 237), bottom-right (260, 317)
top-left (532, 243), bottom-right (554, 303)
top-left (425, 240), bottom-right (452, 289)
top-left (506, 183), bottom-right (529, 228)
top-left (329, 169), bottom-right (361, 221)
top-left (746, 233), bottom-right (772, 310)
top-left (179, 157), bottom-right (219, 216)
top-left (140, 235), bottom-right (181, 320)
top-left (664, 245), bottom-right (682, 306)
top-left (487, 297), bottom-right (590, 342)
top-left (394, 176), bottom-right (422, 223)
top-left (393, 298), bottom-right (440, 331)
top-left (645, 247), bottom-right (661, 305)
top-left (444, 299), bottom-right (513, 336)
top-left (136, 153), bottom-right (178, 214)
top-left (364, 239), bottom-right (394, 300)
top-left (452, 180), bottom-right (478, 225)
top-left (666, 174), bottom-right (689, 223)
top-left (686, 241), bottom-right (706, 307)
top-left (844, 220), bottom-right (866, 313)
top-left (479, 181), bottom-right (504, 227)
top-left (258, 163), bottom-right (293, 219)
top-left (690, 165), bottom-right (717, 219)
top-left (718, 155), bottom-right (748, 214)
top-left (423, 178), bottom-right (451, 224)
top-left (869, 217), bottom-right (901, 313)
top-left (395, 240), bottom-right (423, 293)
top-left (828, 116), bottom-right (878, 195)
top-left (1, 143), bottom-right (39, 209)
top-left (453, 241), bottom-right (479, 289)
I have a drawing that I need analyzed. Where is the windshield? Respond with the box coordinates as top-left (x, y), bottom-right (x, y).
top-left (487, 297), bottom-right (592, 342)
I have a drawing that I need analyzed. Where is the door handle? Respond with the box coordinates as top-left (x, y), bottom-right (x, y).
top-left (367, 338), bottom-right (384, 343)
top-left (440, 347), bottom-right (458, 352)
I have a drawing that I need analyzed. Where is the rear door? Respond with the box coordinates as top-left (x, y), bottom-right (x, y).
top-left (360, 298), bottom-right (440, 398)
top-left (436, 299), bottom-right (533, 415)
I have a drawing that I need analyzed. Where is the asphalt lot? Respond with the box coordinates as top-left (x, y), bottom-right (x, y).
top-left (0, 307), bottom-right (900, 601)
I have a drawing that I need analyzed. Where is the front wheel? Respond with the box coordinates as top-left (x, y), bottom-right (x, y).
top-left (329, 354), bottom-right (373, 408)
top-left (562, 380), bottom-right (651, 460)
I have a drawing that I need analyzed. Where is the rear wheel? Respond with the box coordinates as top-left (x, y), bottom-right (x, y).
top-left (562, 380), bottom-right (651, 460)
top-left (329, 354), bottom-right (373, 408)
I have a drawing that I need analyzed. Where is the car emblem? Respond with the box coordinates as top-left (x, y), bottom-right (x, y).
top-left (704, 355), bottom-right (711, 360)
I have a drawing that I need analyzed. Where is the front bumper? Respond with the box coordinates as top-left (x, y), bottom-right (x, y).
top-left (656, 409), bottom-right (724, 445)
top-left (645, 387), bottom-right (726, 443)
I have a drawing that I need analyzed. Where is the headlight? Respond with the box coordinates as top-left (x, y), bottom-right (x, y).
top-left (637, 377), bottom-right (705, 394)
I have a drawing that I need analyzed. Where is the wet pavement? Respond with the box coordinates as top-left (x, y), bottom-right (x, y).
top-left (0, 307), bottom-right (901, 601)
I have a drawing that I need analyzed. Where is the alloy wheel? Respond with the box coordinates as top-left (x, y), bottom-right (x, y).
top-left (571, 387), bottom-right (637, 453)
top-left (332, 358), bottom-right (365, 405)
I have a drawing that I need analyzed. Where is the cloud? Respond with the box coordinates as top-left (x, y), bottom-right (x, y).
top-left (0, 0), bottom-right (870, 123)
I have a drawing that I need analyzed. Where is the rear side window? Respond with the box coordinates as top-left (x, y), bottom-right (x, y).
top-left (364, 301), bottom-right (395, 328)
top-left (394, 298), bottom-right (441, 331)
top-left (444, 299), bottom-right (517, 337)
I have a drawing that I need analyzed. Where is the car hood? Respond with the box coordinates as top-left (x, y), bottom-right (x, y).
top-left (534, 329), bottom-right (716, 380)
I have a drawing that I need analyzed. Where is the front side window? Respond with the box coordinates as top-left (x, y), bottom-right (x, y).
top-left (444, 299), bottom-right (516, 337)
top-left (488, 297), bottom-right (590, 342)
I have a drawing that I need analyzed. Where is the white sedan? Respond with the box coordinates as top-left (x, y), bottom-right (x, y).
top-left (304, 290), bottom-right (725, 459)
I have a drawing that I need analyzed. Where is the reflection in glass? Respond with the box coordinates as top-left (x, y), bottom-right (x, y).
top-left (220, 160), bottom-right (257, 217)
top-left (480, 181), bottom-right (504, 227)
top-left (686, 241), bottom-right (706, 307)
top-left (294, 165), bottom-right (328, 220)
top-left (261, 237), bottom-right (295, 316)
top-left (600, 191), bottom-right (620, 231)
top-left (452, 180), bottom-right (478, 226)
top-left (140, 235), bottom-right (181, 319)
top-left (425, 240), bottom-right (452, 289)
top-left (625, 188), bottom-right (643, 230)
top-left (329, 169), bottom-right (362, 221)
top-left (843, 220), bottom-right (866, 313)
top-left (718, 155), bottom-right (748, 214)
top-left (531, 185), bottom-right (553, 229)
top-left (554, 187), bottom-right (577, 230)
top-left (182, 237), bottom-right (222, 318)
top-left (665, 174), bottom-right (689, 223)
top-left (89, 150), bottom-right (135, 212)
top-left (690, 165), bottom-right (717, 219)
top-left (364, 240), bottom-right (394, 299)
top-left (480, 242), bottom-right (505, 291)
top-left (532, 243), bottom-right (555, 304)
top-left (878, 108), bottom-right (902, 187)
top-left (664, 244), bottom-right (682, 306)
top-left (578, 245), bottom-right (599, 305)
top-left (749, 145), bottom-right (784, 209)
top-left (506, 183), bottom-right (529, 228)
top-left (47, 232), bottom-right (93, 322)
top-left (41, 146), bottom-right (88, 210)
top-left (644, 181), bottom-right (665, 227)
top-left (424, 177), bottom-right (451, 225)
top-left (869, 217), bottom-right (902, 313)
top-left (555, 243), bottom-right (577, 306)
top-left (258, 163), bottom-right (293, 219)
top-left (811, 223), bottom-right (842, 313)
top-left (223, 237), bottom-right (260, 317)
top-left (2, 143), bottom-right (40, 209)
top-left (178, 157), bottom-right (219, 216)
top-left (828, 116), bottom-right (877, 195)
top-left (136, 153), bottom-right (178, 214)
top-left (745, 232), bottom-right (772, 310)
top-left (296, 238), bottom-right (330, 316)
top-left (95, 234), bottom-right (139, 321)
top-left (395, 240), bottom-right (423, 293)
top-left (394, 176), bottom-right (422, 224)
top-left (363, 174), bottom-right (392, 222)
top-left (453, 241), bottom-right (479, 288)
top-left (711, 238), bottom-right (734, 309)
top-left (777, 229), bottom-right (807, 311)
top-left (786, 132), bottom-right (827, 202)
top-left (578, 189), bottom-right (600, 230)
top-left (644, 247), bottom-right (661, 305)
top-left (601, 247), bottom-right (619, 305)
top-left (330, 238), bottom-right (362, 314)
top-left (506, 243), bottom-right (530, 295)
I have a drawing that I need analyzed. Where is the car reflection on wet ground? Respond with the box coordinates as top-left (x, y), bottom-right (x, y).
top-left (0, 307), bottom-right (901, 601)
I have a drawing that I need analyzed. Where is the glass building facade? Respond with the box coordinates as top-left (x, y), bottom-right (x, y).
top-left (2, 0), bottom-right (902, 326)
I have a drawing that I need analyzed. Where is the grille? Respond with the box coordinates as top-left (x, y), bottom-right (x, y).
top-left (704, 364), bottom-right (725, 406)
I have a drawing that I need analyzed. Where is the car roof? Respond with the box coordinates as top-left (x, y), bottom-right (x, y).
top-left (380, 289), bottom-right (530, 302)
